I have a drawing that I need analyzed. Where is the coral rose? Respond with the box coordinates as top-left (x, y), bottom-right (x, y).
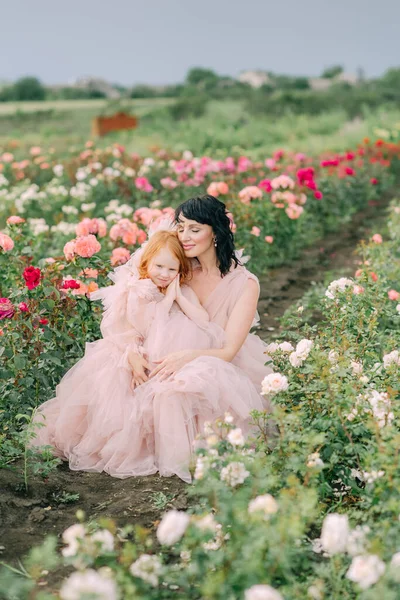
top-left (371, 233), bottom-right (382, 244)
top-left (0, 232), bottom-right (14, 252)
top-left (74, 235), bottom-right (101, 258)
top-left (63, 240), bottom-right (76, 261)
top-left (111, 247), bottom-right (131, 266)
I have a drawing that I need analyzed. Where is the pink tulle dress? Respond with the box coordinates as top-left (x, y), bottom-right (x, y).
top-left (31, 261), bottom-right (273, 483)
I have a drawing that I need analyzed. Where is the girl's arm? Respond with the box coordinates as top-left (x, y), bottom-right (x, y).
top-left (150, 279), bottom-right (259, 379)
top-left (175, 282), bottom-right (210, 324)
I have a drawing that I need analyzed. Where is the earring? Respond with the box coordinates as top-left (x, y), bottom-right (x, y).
top-left (214, 237), bottom-right (218, 247)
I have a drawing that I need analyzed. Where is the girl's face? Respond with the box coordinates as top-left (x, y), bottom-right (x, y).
top-left (147, 247), bottom-right (180, 288)
top-left (176, 215), bottom-right (214, 258)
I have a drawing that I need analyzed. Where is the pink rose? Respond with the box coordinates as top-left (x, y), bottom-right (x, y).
top-left (353, 285), bottom-right (365, 295)
top-left (371, 233), bottom-right (383, 244)
top-left (265, 236), bottom-right (274, 243)
top-left (0, 233), bottom-right (14, 252)
top-left (285, 205), bottom-right (304, 219)
top-left (388, 289), bottom-right (400, 301)
top-left (0, 298), bottom-right (15, 320)
top-left (63, 240), bottom-right (76, 261)
top-left (6, 215), bottom-right (25, 225)
top-left (251, 226), bottom-right (261, 237)
top-left (19, 302), bottom-right (29, 312)
top-left (110, 247), bottom-right (131, 266)
top-left (74, 234), bottom-right (101, 258)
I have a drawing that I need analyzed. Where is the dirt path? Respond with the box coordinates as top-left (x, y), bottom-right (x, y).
top-left (0, 196), bottom-right (389, 564)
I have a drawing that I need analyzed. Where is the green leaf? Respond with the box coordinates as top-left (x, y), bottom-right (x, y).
top-left (14, 356), bottom-right (26, 370)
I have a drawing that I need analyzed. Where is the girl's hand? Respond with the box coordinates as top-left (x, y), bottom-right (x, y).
top-left (149, 349), bottom-right (198, 381)
top-left (128, 353), bottom-right (150, 390)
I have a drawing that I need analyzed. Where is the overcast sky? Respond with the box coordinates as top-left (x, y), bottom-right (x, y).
top-left (2, 0), bottom-right (399, 85)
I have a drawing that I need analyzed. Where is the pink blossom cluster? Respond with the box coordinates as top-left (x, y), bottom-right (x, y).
top-left (109, 219), bottom-right (147, 246)
top-left (63, 234), bottom-right (101, 260)
top-left (75, 218), bottom-right (107, 238)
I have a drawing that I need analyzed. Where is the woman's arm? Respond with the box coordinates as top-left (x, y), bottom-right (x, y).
top-left (150, 279), bottom-right (259, 379)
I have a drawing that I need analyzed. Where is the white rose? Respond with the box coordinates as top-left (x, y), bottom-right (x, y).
top-left (279, 342), bottom-right (294, 353)
top-left (383, 350), bottom-right (400, 368)
top-left (328, 350), bottom-right (339, 364)
top-left (91, 530), bottom-right (114, 553)
top-left (53, 164), bottom-right (64, 177)
top-left (130, 554), bottom-right (162, 587)
top-left (320, 513), bottom-right (349, 555)
top-left (227, 428), bottom-right (245, 447)
top-left (248, 494), bottom-right (278, 516)
top-left (244, 584), bottom-right (283, 600)
top-left (60, 569), bottom-right (117, 600)
top-left (296, 338), bottom-right (313, 359)
top-left (224, 412), bottom-right (234, 424)
top-left (194, 514), bottom-right (218, 532)
top-left (156, 510), bottom-right (190, 546)
top-left (265, 342), bottom-right (279, 353)
top-left (261, 373), bottom-right (289, 396)
top-left (289, 352), bottom-right (303, 367)
top-left (351, 360), bottom-right (363, 374)
top-left (61, 524), bottom-right (86, 557)
top-left (220, 462), bottom-right (250, 487)
top-left (390, 552), bottom-right (400, 568)
top-left (346, 554), bottom-right (385, 589)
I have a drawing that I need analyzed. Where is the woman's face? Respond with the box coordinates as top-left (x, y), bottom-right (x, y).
top-left (147, 248), bottom-right (179, 288)
top-left (176, 215), bottom-right (214, 258)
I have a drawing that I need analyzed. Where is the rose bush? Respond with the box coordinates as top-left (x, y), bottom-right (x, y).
top-left (2, 196), bottom-right (400, 598)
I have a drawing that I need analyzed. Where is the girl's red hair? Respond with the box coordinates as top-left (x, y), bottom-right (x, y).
top-left (138, 230), bottom-right (191, 285)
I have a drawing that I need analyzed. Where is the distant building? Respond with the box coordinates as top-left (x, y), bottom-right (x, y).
top-left (238, 70), bottom-right (271, 88)
top-left (72, 77), bottom-right (121, 99)
top-left (308, 72), bottom-right (359, 91)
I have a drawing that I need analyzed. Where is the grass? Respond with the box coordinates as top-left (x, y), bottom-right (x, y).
top-left (0, 98), bottom-right (399, 157)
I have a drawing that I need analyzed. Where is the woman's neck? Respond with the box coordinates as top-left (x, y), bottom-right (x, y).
top-left (196, 247), bottom-right (221, 277)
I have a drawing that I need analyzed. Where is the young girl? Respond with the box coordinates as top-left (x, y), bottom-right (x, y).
top-left (31, 227), bottom-right (269, 482)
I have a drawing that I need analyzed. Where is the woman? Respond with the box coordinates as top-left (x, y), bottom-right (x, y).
top-left (100, 195), bottom-right (273, 482)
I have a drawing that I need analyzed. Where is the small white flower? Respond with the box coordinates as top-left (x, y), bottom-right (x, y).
top-left (362, 470), bottom-right (385, 484)
top-left (248, 494), bottom-right (278, 516)
top-left (261, 373), bottom-right (289, 396)
top-left (227, 428), bottom-right (245, 447)
top-left (81, 202), bottom-right (96, 212)
top-left (224, 412), bottom-right (234, 424)
top-left (396, 303), bottom-right (400, 314)
top-left (156, 510), bottom-right (190, 546)
top-left (347, 525), bottom-right (370, 556)
top-left (180, 549), bottom-right (191, 562)
top-left (244, 584), bottom-right (283, 600)
top-left (194, 457), bottom-right (206, 480)
top-left (325, 277), bottom-right (353, 299)
top-left (53, 164), bottom-right (64, 177)
top-left (383, 350), bottom-right (400, 368)
top-left (60, 569), bottom-right (117, 600)
top-left (289, 352), bottom-right (303, 367)
top-left (203, 421), bottom-right (213, 435)
top-left (296, 338), bottom-right (313, 360)
top-left (220, 462), bottom-right (250, 487)
top-left (297, 305), bottom-right (304, 314)
top-left (130, 554), bottom-right (162, 587)
top-left (307, 452), bottom-right (324, 468)
top-left (91, 530), bottom-right (114, 553)
top-left (346, 554), bottom-right (385, 589)
top-left (194, 514), bottom-right (218, 532)
top-left (320, 513), bottom-right (349, 555)
top-left (307, 584), bottom-right (323, 599)
top-left (61, 524), bottom-right (86, 557)
top-left (328, 349), bottom-right (339, 364)
top-left (89, 178), bottom-right (99, 186)
top-left (351, 360), bottom-right (363, 374)
top-left (279, 341), bottom-right (294, 353)
top-left (265, 342), bottom-right (279, 353)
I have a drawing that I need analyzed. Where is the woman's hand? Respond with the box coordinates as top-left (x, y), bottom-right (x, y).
top-left (149, 349), bottom-right (198, 381)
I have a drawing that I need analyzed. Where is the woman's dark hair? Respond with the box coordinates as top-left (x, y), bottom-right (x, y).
top-left (175, 195), bottom-right (241, 276)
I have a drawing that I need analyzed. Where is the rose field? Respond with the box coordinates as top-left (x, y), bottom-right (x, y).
top-left (1, 134), bottom-right (400, 599)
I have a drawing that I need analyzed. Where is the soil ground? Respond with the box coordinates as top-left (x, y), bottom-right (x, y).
top-left (0, 195), bottom-right (390, 568)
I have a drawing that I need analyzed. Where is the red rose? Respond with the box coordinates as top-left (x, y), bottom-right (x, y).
top-left (370, 178), bottom-right (378, 185)
top-left (39, 318), bottom-right (48, 325)
top-left (23, 266), bottom-right (42, 290)
top-left (19, 302), bottom-right (29, 312)
top-left (62, 279), bottom-right (80, 290)
top-left (314, 191), bottom-right (323, 200)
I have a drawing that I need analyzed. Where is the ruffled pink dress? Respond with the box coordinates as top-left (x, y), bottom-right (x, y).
top-left (31, 264), bottom-right (273, 483)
